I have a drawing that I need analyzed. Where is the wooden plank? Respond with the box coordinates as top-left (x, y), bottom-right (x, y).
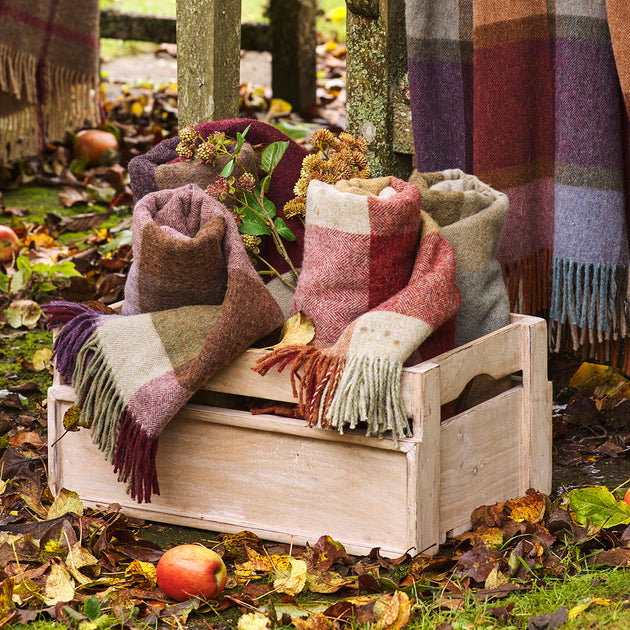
top-left (403, 321), bottom-right (524, 406)
top-left (50, 388), bottom-right (413, 557)
top-left (520, 317), bottom-right (552, 494)
top-left (176, 0), bottom-right (241, 126)
top-left (439, 387), bottom-right (524, 535)
top-left (100, 10), bottom-right (271, 52)
top-left (409, 364), bottom-right (442, 553)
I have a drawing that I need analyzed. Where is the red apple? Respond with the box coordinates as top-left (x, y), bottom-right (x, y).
top-left (156, 544), bottom-right (227, 602)
top-left (0, 225), bottom-right (20, 263)
top-left (624, 488), bottom-right (630, 508)
top-left (73, 129), bottom-right (119, 166)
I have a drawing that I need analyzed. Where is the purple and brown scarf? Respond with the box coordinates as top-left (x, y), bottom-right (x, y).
top-left (44, 184), bottom-right (284, 503)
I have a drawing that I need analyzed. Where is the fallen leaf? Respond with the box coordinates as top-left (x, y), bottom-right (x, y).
top-left (306, 567), bottom-right (355, 593)
top-left (568, 597), bottom-right (613, 620)
top-left (62, 405), bottom-right (91, 432)
top-left (266, 312), bottom-right (315, 349)
top-left (569, 486), bottom-right (630, 528)
top-left (28, 348), bottom-right (53, 372)
top-left (527, 606), bottom-right (568, 630)
top-left (273, 556), bottom-right (307, 596)
top-left (48, 488), bottom-right (84, 519)
top-left (374, 591), bottom-right (411, 630)
top-left (125, 559), bottom-right (158, 590)
top-left (291, 613), bottom-right (334, 630)
top-left (587, 548), bottom-right (630, 567)
top-left (237, 612), bottom-right (270, 630)
top-left (506, 490), bottom-right (546, 524)
top-left (44, 561), bottom-right (75, 605)
top-left (5, 300), bottom-right (42, 329)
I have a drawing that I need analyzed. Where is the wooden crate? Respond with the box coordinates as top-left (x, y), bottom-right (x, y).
top-left (47, 314), bottom-right (552, 557)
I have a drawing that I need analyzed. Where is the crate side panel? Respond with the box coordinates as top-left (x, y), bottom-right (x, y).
top-left (439, 388), bottom-right (523, 534)
top-left (53, 400), bottom-right (411, 552)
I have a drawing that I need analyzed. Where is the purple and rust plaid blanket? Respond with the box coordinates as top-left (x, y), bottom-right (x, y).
top-left (407, 0), bottom-right (630, 370)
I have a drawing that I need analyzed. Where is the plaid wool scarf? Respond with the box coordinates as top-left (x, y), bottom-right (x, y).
top-left (0, 0), bottom-right (100, 162)
top-left (406, 0), bottom-right (630, 369)
top-left (128, 119), bottom-right (308, 278)
top-left (256, 177), bottom-right (461, 441)
top-left (44, 185), bottom-right (284, 503)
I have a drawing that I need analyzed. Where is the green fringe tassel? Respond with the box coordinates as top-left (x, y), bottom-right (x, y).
top-left (72, 333), bottom-right (125, 461)
top-left (327, 356), bottom-right (410, 443)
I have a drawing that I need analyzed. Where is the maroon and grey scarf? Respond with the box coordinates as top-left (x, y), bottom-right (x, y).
top-left (44, 185), bottom-right (284, 503)
top-left (256, 177), bottom-right (461, 441)
top-left (0, 0), bottom-right (100, 162)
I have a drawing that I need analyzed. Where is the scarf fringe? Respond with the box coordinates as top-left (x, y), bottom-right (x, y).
top-left (255, 346), bottom-right (410, 443)
top-left (0, 43), bottom-right (99, 163)
top-left (547, 259), bottom-right (630, 372)
top-left (72, 337), bottom-right (159, 503)
top-left (114, 411), bottom-right (160, 504)
top-left (501, 248), bottom-right (553, 315)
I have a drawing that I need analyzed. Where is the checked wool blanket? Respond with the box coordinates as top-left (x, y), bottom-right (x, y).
top-left (256, 177), bottom-right (461, 441)
top-left (406, 0), bottom-right (630, 369)
top-left (0, 0), bottom-right (100, 163)
top-left (44, 185), bottom-right (284, 503)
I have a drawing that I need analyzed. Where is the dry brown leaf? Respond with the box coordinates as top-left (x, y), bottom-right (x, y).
top-left (266, 312), bottom-right (315, 349)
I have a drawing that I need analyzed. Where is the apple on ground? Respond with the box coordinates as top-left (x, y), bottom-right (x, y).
top-left (0, 225), bottom-right (20, 263)
top-left (156, 544), bottom-right (227, 602)
top-left (624, 488), bottom-right (630, 508)
top-left (73, 129), bottom-right (119, 166)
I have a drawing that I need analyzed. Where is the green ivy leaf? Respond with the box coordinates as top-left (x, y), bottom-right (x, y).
top-left (83, 595), bottom-right (101, 621)
top-left (221, 159), bottom-right (235, 178)
top-left (569, 486), bottom-right (630, 528)
top-left (273, 217), bottom-right (296, 241)
top-left (239, 219), bottom-right (270, 236)
top-left (261, 140), bottom-right (289, 174)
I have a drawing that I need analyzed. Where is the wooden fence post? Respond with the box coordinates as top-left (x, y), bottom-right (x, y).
top-left (176, 0), bottom-right (241, 126)
top-left (267, 0), bottom-right (317, 112)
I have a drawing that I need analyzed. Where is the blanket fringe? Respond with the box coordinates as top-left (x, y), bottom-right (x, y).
top-left (255, 346), bottom-right (410, 442)
top-left (72, 338), bottom-right (160, 503)
top-left (114, 411), bottom-right (160, 504)
top-left (501, 248), bottom-right (552, 315)
top-left (43, 302), bottom-right (103, 382)
top-left (547, 259), bottom-right (630, 371)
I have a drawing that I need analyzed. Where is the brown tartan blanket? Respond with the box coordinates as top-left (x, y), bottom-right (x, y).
top-left (0, 0), bottom-right (100, 162)
top-left (43, 185), bottom-right (284, 503)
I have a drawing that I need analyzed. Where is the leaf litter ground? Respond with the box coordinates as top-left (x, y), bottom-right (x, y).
top-left (1, 43), bottom-right (630, 630)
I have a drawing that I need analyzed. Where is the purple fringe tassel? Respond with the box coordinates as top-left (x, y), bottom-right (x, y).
top-left (113, 410), bottom-right (160, 503)
top-left (42, 302), bottom-right (103, 383)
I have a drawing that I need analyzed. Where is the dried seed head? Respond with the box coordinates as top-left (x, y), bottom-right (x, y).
top-left (179, 125), bottom-right (199, 147)
top-left (196, 141), bottom-right (217, 164)
top-left (283, 197), bottom-right (306, 220)
top-left (241, 233), bottom-right (262, 254)
top-left (175, 142), bottom-right (194, 160)
top-left (236, 172), bottom-right (256, 192)
top-left (205, 177), bottom-right (229, 201)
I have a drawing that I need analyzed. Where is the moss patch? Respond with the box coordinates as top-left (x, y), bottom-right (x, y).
top-left (0, 328), bottom-right (53, 393)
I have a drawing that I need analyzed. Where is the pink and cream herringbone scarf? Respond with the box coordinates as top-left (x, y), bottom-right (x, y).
top-left (256, 177), bottom-right (461, 441)
top-left (44, 185), bottom-right (284, 503)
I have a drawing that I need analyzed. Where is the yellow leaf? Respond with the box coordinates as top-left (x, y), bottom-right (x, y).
top-left (328, 6), bottom-right (347, 22)
top-left (234, 546), bottom-right (292, 581)
top-left (67, 543), bottom-right (99, 585)
top-left (506, 490), bottom-right (546, 524)
top-left (131, 101), bottom-right (145, 116)
top-left (48, 488), bottom-right (84, 520)
top-left (63, 405), bottom-right (91, 432)
top-left (569, 362), bottom-right (630, 410)
top-left (292, 613), bottom-right (334, 630)
top-left (267, 98), bottom-right (292, 117)
top-left (31, 348), bottom-right (53, 372)
top-left (374, 591), bottom-right (412, 630)
top-left (267, 312), bottom-right (315, 350)
top-left (44, 562), bottom-right (75, 605)
top-left (273, 557), bottom-right (307, 596)
top-left (125, 559), bottom-right (157, 590)
top-left (484, 564), bottom-right (508, 590)
top-left (306, 568), bottom-right (355, 593)
top-left (237, 612), bottom-right (270, 630)
top-left (568, 597), bottom-right (613, 620)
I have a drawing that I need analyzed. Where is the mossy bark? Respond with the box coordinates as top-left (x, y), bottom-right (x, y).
top-left (346, 0), bottom-right (412, 178)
